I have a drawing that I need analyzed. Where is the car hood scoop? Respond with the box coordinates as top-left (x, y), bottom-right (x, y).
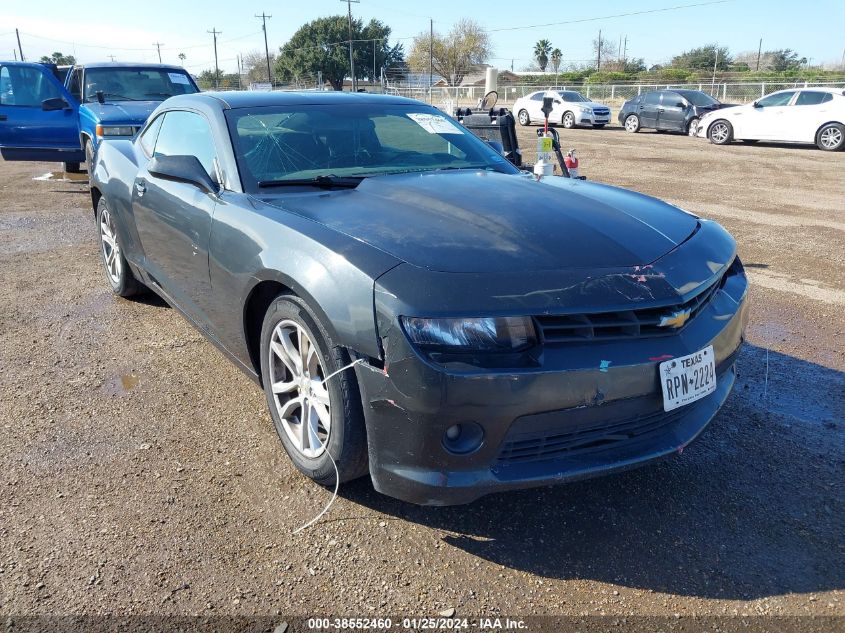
top-left (260, 171), bottom-right (699, 273)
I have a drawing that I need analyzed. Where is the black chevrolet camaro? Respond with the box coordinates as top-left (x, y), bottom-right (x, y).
top-left (91, 91), bottom-right (748, 505)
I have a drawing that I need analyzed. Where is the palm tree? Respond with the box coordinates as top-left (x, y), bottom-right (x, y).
top-left (550, 48), bottom-right (562, 73)
top-left (178, 52), bottom-right (186, 66)
top-left (534, 40), bottom-right (552, 72)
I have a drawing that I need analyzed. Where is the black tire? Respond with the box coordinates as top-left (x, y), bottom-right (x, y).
top-left (708, 119), bottom-right (733, 145)
top-left (96, 198), bottom-right (143, 297)
top-left (517, 109), bottom-right (530, 126)
top-left (561, 111), bottom-right (575, 129)
top-left (259, 294), bottom-right (369, 485)
top-left (687, 117), bottom-right (700, 136)
top-left (84, 138), bottom-right (95, 179)
top-left (63, 161), bottom-right (82, 173)
top-left (592, 124), bottom-right (606, 129)
top-left (623, 113), bottom-right (640, 133)
top-left (816, 123), bottom-right (845, 151)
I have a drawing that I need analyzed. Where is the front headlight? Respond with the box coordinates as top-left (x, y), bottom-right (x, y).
top-left (578, 106), bottom-right (592, 113)
top-left (96, 125), bottom-right (135, 137)
top-left (401, 316), bottom-right (537, 352)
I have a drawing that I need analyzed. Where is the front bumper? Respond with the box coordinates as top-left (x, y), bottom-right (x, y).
top-left (357, 241), bottom-right (749, 506)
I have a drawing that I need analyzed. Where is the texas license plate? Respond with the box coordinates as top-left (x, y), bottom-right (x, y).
top-left (660, 346), bottom-right (716, 412)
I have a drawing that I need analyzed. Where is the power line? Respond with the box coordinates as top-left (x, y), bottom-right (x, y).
top-left (487, 0), bottom-right (735, 33)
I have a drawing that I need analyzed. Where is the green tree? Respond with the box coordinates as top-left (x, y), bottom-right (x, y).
top-left (671, 44), bottom-right (732, 71)
top-left (408, 19), bottom-right (491, 86)
top-left (275, 16), bottom-right (403, 91)
top-left (39, 51), bottom-right (76, 65)
top-left (550, 48), bottom-right (562, 73)
top-left (766, 49), bottom-right (806, 71)
top-left (534, 39), bottom-right (552, 71)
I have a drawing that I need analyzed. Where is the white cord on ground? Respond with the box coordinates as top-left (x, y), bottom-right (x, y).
top-left (292, 357), bottom-right (365, 534)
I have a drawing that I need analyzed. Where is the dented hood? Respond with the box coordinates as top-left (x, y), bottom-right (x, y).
top-left (260, 170), bottom-right (699, 273)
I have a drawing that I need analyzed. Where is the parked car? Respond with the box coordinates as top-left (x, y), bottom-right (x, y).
top-left (694, 87), bottom-right (845, 151)
top-left (513, 90), bottom-right (611, 128)
top-left (0, 61), bottom-right (199, 173)
top-left (619, 89), bottom-right (735, 135)
top-left (90, 91), bottom-right (748, 505)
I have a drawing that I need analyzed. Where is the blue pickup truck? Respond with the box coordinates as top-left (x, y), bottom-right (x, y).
top-left (0, 61), bottom-right (199, 173)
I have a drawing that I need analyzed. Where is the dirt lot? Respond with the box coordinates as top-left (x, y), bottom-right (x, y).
top-left (0, 125), bottom-right (843, 625)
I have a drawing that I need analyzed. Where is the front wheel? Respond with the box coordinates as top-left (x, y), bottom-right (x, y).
top-left (84, 139), bottom-right (95, 181)
top-left (624, 114), bottom-right (640, 133)
top-left (687, 117), bottom-right (700, 136)
top-left (561, 111), bottom-right (575, 129)
top-left (260, 294), bottom-right (369, 485)
top-left (96, 198), bottom-right (143, 297)
top-left (708, 119), bottom-right (733, 145)
top-left (816, 123), bottom-right (845, 151)
top-left (517, 109), bottom-right (530, 126)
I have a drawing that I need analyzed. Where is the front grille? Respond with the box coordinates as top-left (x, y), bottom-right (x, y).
top-left (593, 108), bottom-right (610, 115)
top-left (535, 273), bottom-right (724, 345)
top-left (496, 407), bottom-right (685, 464)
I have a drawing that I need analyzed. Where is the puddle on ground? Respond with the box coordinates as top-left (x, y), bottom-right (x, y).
top-left (33, 171), bottom-right (89, 182)
top-left (101, 373), bottom-right (141, 396)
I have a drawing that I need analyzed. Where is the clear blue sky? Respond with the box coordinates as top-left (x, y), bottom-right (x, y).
top-left (2, 0), bottom-right (844, 73)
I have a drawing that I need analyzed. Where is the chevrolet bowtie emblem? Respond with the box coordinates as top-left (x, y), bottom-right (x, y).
top-left (658, 308), bottom-right (692, 328)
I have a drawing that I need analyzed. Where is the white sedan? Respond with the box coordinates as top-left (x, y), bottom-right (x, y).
top-left (513, 90), bottom-right (611, 129)
top-left (694, 87), bottom-right (845, 151)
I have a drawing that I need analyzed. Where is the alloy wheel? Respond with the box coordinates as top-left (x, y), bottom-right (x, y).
top-left (688, 118), bottom-right (699, 136)
top-left (99, 206), bottom-right (122, 284)
top-left (563, 112), bottom-right (574, 128)
top-left (625, 115), bottom-right (639, 132)
top-left (820, 126), bottom-right (842, 150)
top-left (268, 319), bottom-right (331, 458)
top-left (710, 122), bottom-right (730, 143)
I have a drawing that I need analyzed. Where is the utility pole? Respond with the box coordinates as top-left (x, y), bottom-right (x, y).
top-left (841, 47), bottom-right (845, 71)
top-left (429, 18), bottom-right (433, 103)
top-left (108, 55), bottom-right (116, 62)
top-left (340, 0), bottom-right (360, 91)
top-left (13, 49), bottom-right (17, 61)
top-left (237, 54), bottom-right (242, 89)
top-left (596, 29), bottom-right (601, 71)
top-left (15, 28), bottom-right (24, 61)
top-left (756, 38), bottom-right (762, 71)
top-left (711, 45), bottom-right (719, 95)
top-left (208, 28), bottom-right (222, 89)
top-left (622, 36), bottom-right (627, 63)
top-left (373, 39), bottom-right (377, 90)
top-left (255, 12), bottom-right (273, 84)
top-left (153, 42), bottom-right (163, 63)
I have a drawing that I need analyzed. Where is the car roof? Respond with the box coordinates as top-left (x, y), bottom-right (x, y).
top-left (166, 90), bottom-right (425, 110)
top-left (770, 86), bottom-right (841, 94)
top-left (76, 62), bottom-right (188, 71)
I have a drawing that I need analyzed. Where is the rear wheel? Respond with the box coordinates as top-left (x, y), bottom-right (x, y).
top-left (561, 111), bottom-right (575, 128)
top-left (816, 123), bottom-right (845, 151)
top-left (96, 198), bottom-right (143, 297)
top-left (260, 294), bottom-right (369, 485)
top-left (708, 119), bottom-right (733, 145)
top-left (517, 109), bottom-right (530, 126)
top-left (624, 114), bottom-right (640, 133)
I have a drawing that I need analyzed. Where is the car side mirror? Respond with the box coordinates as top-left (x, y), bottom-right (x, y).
top-left (486, 140), bottom-right (504, 155)
top-left (41, 97), bottom-right (69, 111)
top-left (675, 102), bottom-right (686, 108)
top-left (752, 101), bottom-right (762, 108)
top-left (148, 155), bottom-right (219, 194)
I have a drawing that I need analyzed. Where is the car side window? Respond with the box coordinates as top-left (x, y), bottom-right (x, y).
top-left (795, 91), bottom-right (831, 106)
top-left (67, 69), bottom-right (82, 101)
top-left (643, 92), bottom-right (661, 105)
top-left (757, 91), bottom-right (795, 107)
top-left (530, 92), bottom-right (545, 101)
top-left (139, 114), bottom-right (165, 157)
top-left (0, 65), bottom-right (63, 107)
top-left (153, 110), bottom-right (218, 179)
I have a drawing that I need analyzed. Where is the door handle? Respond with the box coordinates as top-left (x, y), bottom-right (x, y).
top-left (134, 180), bottom-right (147, 196)
top-left (658, 108), bottom-right (665, 113)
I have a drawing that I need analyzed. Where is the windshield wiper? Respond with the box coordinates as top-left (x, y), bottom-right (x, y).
top-left (257, 175), bottom-right (365, 189)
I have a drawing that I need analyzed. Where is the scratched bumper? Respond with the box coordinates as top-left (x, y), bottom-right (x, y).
top-left (356, 238), bottom-right (749, 505)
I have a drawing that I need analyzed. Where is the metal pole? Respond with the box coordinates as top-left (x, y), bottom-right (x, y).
top-left (153, 42), bottom-right (163, 63)
top-left (596, 29), bottom-right (601, 71)
top-left (237, 54), bottom-right (242, 89)
top-left (15, 28), bottom-right (24, 61)
top-left (256, 13), bottom-right (273, 84)
top-left (711, 46), bottom-right (718, 95)
top-left (208, 28), bottom-right (221, 89)
top-left (623, 36), bottom-right (627, 63)
top-left (756, 38), bottom-right (762, 71)
top-left (13, 49), bottom-right (17, 61)
top-left (373, 39), bottom-right (376, 89)
top-left (341, 0), bottom-right (360, 91)
top-left (429, 18), bottom-right (433, 103)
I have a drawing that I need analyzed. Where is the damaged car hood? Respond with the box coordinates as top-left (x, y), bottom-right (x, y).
top-left (259, 170), bottom-right (699, 274)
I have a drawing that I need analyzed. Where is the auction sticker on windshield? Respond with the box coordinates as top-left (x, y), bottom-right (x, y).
top-left (660, 345), bottom-right (716, 412)
top-left (406, 113), bottom-right (464, 135)
top-left (168, 73), bottom-right (190, 84)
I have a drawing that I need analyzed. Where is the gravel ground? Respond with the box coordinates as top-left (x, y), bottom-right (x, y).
top-left (0, 126), bottom-right (843, 624)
